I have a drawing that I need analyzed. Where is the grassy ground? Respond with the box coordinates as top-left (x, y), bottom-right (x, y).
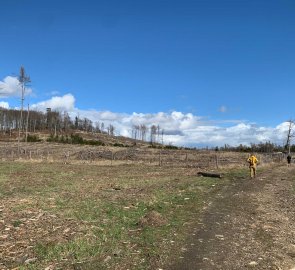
top-left (0, 161), bottom-right (243, 270)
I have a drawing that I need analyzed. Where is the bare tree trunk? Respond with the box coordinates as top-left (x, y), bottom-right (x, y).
top-left (215, 154), bottom-right (219, 169)
top-left (18, 84), bottom-right (24, 151)
top-left (17, 66), bottom-right (30, 152)
top-left (285, 120), bottom-right (294, 154)
top-left (25, 104), bottom-right (30, 142)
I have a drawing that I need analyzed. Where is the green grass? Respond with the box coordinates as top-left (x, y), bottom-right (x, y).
top-left (0, 161), bottom-right (238, 269)
top-left (12, 219), bottom-right (23, 227)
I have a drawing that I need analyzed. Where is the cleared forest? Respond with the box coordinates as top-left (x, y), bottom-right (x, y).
top-left (0, 140), bottom-right (293, 269)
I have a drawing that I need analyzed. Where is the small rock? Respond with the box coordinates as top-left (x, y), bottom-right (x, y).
top-left (104, 256), bottom-right (111, 263)
top-left (25, 258), bottom-right (37, 264)
top-left (63, 228), bottom-right (71, 234)
top-left (215, 234), bottom-right (224, 240)
top-left (248, 261), bottom-right (258, 267)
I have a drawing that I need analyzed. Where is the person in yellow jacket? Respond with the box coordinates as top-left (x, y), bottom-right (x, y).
top-left (247, 154), bottom-right (258, 178)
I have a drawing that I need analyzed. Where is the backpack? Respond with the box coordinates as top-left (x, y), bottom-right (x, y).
top-left (248, 156), bottom-right (256, 166)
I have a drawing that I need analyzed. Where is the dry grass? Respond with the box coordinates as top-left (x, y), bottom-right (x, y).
top-left (0, 142), bottom-right (280, 269)
top-left (0, 159), bottom-right (234, 270)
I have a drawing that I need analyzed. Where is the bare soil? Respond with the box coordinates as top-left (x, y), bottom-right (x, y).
top-left (169, 165), bottom-right (295, 270)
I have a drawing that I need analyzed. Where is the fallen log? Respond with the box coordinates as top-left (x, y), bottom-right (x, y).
top-left (197, 172), bottom-right (222, 178)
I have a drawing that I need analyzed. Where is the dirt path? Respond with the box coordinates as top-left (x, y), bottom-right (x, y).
top-left (169, 166), bottom-right (295, 270)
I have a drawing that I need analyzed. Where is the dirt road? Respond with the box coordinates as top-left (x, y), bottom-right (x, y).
top-left (170, 165), bottom-right (295, 270)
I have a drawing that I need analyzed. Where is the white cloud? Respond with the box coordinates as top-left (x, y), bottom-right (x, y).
top-left (0, 101), bottom-right (9, 109)
top-left (31, 94), bottom-right (75, 112)
top-left (0, 76), bottom-right (32, 98)
top-left (1, 74), bottom-right (289, 148)
top-left (75, 108), bottom-right (290, 147)
top-left (24, 93), bottom-right (292, 147)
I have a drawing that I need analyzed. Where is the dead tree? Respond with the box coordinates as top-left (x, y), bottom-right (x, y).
top-left (140, 124), bottom-right (147, 141)
top-left (285, 120), bottom-right (294, 154)
top-left (150, 125), bottom-right (157, 144)
top-left (18, 66), bottom-right (30, 151)
top-left (25, 104), bottom-right (30, 142)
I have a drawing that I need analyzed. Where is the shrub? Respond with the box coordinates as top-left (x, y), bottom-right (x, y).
top-left (26, 134), bottom-right (41, 142)
top-left (87, 140), bottom-right (105, 146)
top-left (113, 143), bottom-right (126, 147)
top-left (164, 145), bottom-right (179, 150)
top-left (70, 134), bottom-right (84, 144)
top-left (46, 134), bottom-right (54, 142)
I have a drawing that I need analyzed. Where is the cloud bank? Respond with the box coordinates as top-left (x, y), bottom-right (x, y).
top-left (77, 110), bottom-right (289, 147)
top-left (0, 87), bottom-right (290, 147)
top-left (0, 76), bottom-right (32, 98)
top-left (31, 94), bottom-right (75, 112)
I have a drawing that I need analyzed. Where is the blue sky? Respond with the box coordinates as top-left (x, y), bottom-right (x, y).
top-left (0, 0), bottom-right (294, 146)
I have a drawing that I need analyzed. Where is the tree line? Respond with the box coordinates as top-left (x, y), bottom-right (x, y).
top-left (0, 107), bottom-right (112, 135)
top-left (216, 142), bottom-right (295, 153)
top-left (0, 107), bottom-right (166, 145)
top-left (1, 106), bottom-right (293, 151)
